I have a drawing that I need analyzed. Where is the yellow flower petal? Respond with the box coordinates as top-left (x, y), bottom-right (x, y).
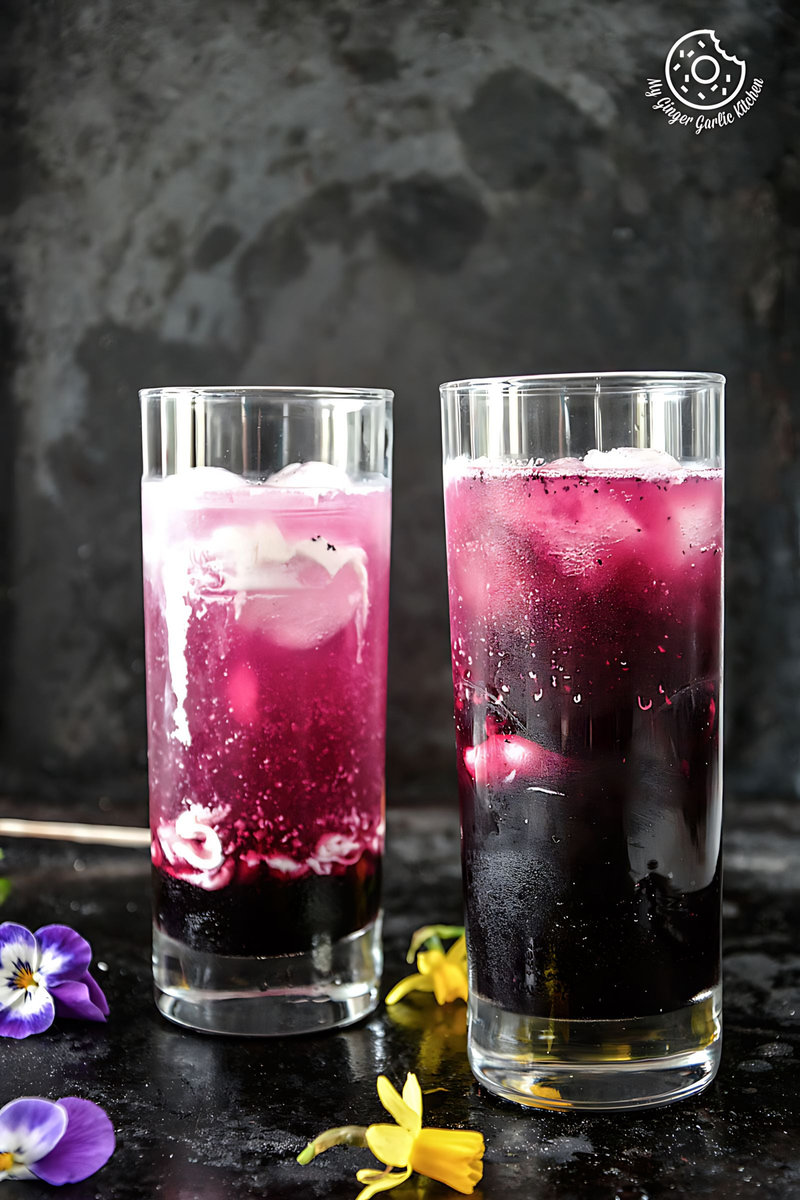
top-left (431, 961), bottom-right (469, 1005)
top-left (410, 1127), bottom-right (485, 1195)
top-left (401, 1072), bottom-right (423, 1120)
top-left (385, 973), bottom-right (435, 1006)
top-left (445, 935), bottom-right (467, 965)
top-left (417, 949), bottom-right (446, 977)
top-left (376, 1075), bottom-right (421, 1134)
top-left (355, 1166), bottom-right (412, 1200)
top-left (366, 1124), bottom-right (414, 1169)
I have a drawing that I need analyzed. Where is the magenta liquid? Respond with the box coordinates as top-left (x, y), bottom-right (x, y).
top-left (142, 465), bottom-right (390, 957)
top-left (444, 451), bottom-right (723, 1021)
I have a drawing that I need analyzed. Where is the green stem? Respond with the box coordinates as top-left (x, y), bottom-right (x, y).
top-left (296, 1125), bottom-right (369, 1165)
top-left (407, 924), bottom-right (465, 963)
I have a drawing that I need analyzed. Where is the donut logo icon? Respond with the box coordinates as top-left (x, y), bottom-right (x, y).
top-left (665, 29), bottom-right (746, 110)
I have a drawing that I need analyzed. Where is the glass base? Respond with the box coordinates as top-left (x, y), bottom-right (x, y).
top-left (468, 984), bottom-right (721, 1111)
top-left (153, 914), bottom-right (382, 1036)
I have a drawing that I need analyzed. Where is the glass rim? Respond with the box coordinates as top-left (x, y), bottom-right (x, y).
top-left (139, 385), bottom-right (394, 404)
top-left (440, 371), bottom-right (725, 393)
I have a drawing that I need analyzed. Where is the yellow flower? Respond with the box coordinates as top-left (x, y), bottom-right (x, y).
top-left (297, 1072), bottom-right (485, 1200)
top-left (386, 928), bottom-right (468, 1007)
top-left (357, 1073), bottom-right (484, 1199)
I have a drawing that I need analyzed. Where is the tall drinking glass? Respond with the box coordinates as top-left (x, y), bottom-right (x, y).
top-left (441, 373), bottom-right (724, 1109)
top-left (141, 387), bottom-right (392, 1035)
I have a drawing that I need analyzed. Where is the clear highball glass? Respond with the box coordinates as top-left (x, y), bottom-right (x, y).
top-left (441, 373), bottom-right (724, 1109)
top-left (141, 386), bottom-right (392, 1035)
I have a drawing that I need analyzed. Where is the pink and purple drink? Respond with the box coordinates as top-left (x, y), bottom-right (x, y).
top-left (441, 373), bottom-right (724, 1109)
top-left (141, 387), bottom-right (391, 1035)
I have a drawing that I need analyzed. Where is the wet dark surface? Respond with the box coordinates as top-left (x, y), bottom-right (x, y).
top-left (0, 798), bottom-right (798, 1199)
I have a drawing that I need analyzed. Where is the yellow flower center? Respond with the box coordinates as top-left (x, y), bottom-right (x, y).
top-left (13, 962), bottom-right (37, 990)
top-left (0, 1152), bottom-right (13, 1172)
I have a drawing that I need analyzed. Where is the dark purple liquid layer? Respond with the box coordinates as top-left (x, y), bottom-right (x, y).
top-left (153, 856), bottom-right (381, 957)
top-left (461, 761), bottom-right (721, 1020)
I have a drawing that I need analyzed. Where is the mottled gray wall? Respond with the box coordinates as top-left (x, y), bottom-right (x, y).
top-left (1, 0), bottom-right (798, 814)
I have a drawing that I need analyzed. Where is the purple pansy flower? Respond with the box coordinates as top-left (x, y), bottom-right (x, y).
top-left (0, 923), bottom-right (109, 1039)
top-left (0, 1096), bottom-right (115, 1184)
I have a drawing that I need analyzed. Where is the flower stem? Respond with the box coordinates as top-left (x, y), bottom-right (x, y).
top-left (407, 924), bottom-right (465, 963)
top-left (296, 1125), bottom-right (369, 1164)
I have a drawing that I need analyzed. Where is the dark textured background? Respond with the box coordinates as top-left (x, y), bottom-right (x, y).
top-left (0, 1), bottom-right (798, 814)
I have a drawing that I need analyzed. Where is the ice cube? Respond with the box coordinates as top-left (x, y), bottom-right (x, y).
top-left (537, 457), bottom-right (584, 473)
top-left (651, 471), bottom-right (723, 575)
top-left (142, 470), bottom-right (250, 559)
top-left (236, 550), bottom-right (368, 650)
top-left (266, 461), bottom-right (353, 492)
top-left (164, 466), bottom-right (251, 494)
top-left (211, 521), bottom-right (370, 651)
top-left (672, 478), bottom-right (723, 549)
top-left (583, 447), bottom-right (682, 475)
top-left (541, 497), bottom-right (641, 577)
top-left (142, 470), bottom-right (251, 559)
top-left (624, 752), bottom-right (719, 891)
top-left (445, 471), bottom-right (534, 626)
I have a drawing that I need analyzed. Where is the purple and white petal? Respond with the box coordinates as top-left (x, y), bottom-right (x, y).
top-left (0, 965), bottom-right (40, 1014)
top-left (35, 925), bottom-right (92, 986)
top-left (0, 983), bottom-right (55, 1039)
top-left (1, 1162), bottom-right (36, 1180)
top-left (83, 971), bottom-right (110, 1017)
top-left (0, 1097), bottom-right (68, 1164)
top-left (0, 973), bottom-right (28, 1013)
top-left (0, 928), bottom-right (54, 1037)
top-left (50, 979), bottom-right (107, 1023)
top-left (32, 1098), bottom-right (115, 1185)
top-left (0, 923), bottom-right (39, 980)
